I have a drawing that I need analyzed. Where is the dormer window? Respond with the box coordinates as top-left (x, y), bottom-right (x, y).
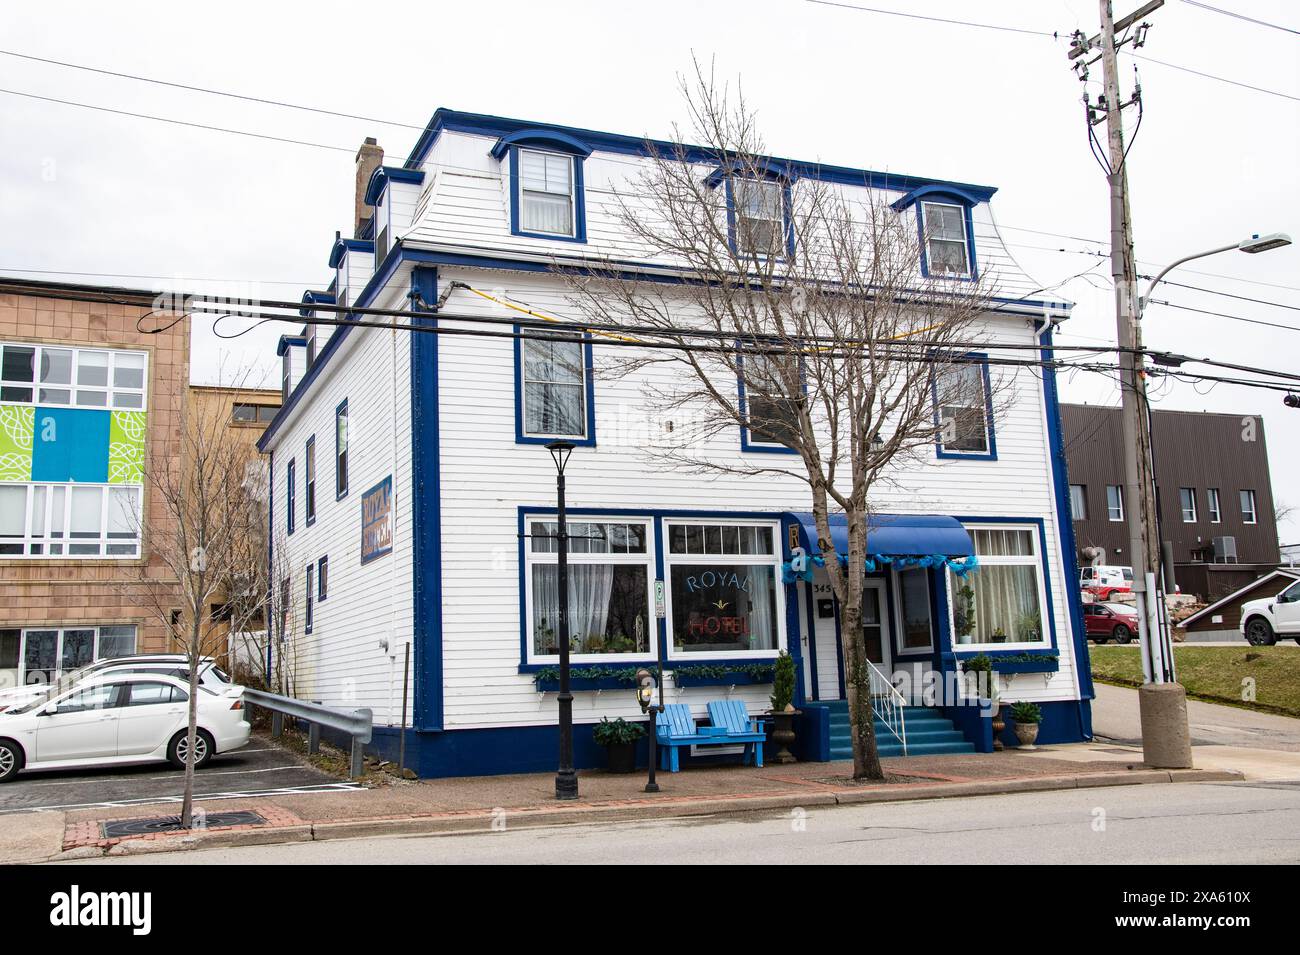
top-left (921, 201), bottom-right (972, 277)
top-left (732, 179), bottom-right (787, 259)
top-left (491, 129), bottom-right (591, 244)
top-left (519, 149), bottom-right (576, 237)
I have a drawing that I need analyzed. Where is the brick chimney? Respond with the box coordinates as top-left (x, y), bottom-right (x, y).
top-left (354, 137), bottom-right (383, 239)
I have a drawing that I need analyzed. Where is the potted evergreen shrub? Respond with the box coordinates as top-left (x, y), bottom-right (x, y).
top-left (1009, 702), bottom-right (1042, 749)
top-left (767, 650), bottom-right (799, 764)
top-left (960, 654), bottom-right (1003, 751)
top-left (592, 717), bottom-right (644, 773)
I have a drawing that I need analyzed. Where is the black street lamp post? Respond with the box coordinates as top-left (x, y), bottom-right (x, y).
top-left (546, 440), bottom-right (579, 801)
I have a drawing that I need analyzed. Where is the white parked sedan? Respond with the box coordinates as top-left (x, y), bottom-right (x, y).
top-left (0, 656), bottom-right (232, 713)
top-left (0, 672), bottom-right (250, 782)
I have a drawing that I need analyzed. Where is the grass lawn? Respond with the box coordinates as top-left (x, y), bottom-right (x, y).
top-left (1090, 645), bottom-right (1300, 720)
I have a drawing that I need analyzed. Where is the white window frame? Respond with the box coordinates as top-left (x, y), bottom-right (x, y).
top-left (520, 334), bottom-right (588, 440)
top-left (934, 361), bottom-right (992, 456)
top-left (1106, 485), bottom-right (1125, 522)
top-left (663, 517), bottom-right (786, 662)
top-left (949, 523), bottom-right (1052, 652)
top-left (0, 341), bottom-right (147, 411)
top-left (1, 623), bottom-right (138, 685)
top-left (732, 178), bottom-right (786, 259)
top-left (1179, 487), bottom-right (1198, 523)
top-left (517, 148), bottom-right (577, 238)
top-left (0, 483), bottom-right (141, 559)
top-left (523, 515), bottom-right (656, 665)
top-left (893, 565), bottom-right (935, 656)
top-left (920, 201), bottom-right (972, 278)
top-left (1207, 487), bottom-right (1221, 524)
top-left (1241, 489), bottom-right (1257, 524)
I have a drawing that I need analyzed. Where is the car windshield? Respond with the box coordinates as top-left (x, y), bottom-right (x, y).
top-left (1103, 603), bottom-right (1133, 614)
top-left (7, 687), bottom-right (57, 715)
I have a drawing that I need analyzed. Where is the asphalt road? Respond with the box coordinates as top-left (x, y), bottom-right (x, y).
top-left (1091, 683), bottom-right (1300, 752)
top-left (72, 780), bottom-right (1300, 865)
top-left (0, 736), bottom-right (357, 813)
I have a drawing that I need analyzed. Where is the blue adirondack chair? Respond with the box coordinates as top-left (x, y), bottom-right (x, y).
top-left (706, 699), bottom-right (766, 767)
top-left (655, 703), bottom-right (708, 772)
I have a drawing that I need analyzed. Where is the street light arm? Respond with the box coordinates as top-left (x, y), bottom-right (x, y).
top-left (1138, 242), bottom-right (1238, 316)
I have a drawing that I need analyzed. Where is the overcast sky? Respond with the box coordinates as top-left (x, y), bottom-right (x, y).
top-left (2, 0), bottom-right (1296, 544)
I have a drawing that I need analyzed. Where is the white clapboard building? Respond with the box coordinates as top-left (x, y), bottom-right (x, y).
top-left (258, 109), bottom-right (1094, 776)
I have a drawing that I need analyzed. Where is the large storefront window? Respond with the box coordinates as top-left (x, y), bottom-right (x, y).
top-left (526, 519), bottom-right (653, 659)
top-left (0, 624), bottom-right (137, 688)
top-left (949, 526), bottom-right (1048, 647)
top-left (665, 520), bottom-right (782, 657)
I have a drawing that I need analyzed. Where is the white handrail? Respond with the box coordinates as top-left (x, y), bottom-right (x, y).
top-left (866, 659), bottom-right (908, 756)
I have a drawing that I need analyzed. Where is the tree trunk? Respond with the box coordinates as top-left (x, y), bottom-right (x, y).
top-left (181, 628), bottom-right (200, 829)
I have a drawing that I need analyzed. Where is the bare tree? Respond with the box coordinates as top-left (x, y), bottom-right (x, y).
top-left (122, 383), bottom-right (265, 827)
top-left (563, 64), bottom-right (1004, 779)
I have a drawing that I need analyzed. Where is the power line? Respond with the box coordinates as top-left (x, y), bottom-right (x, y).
top-left (1145, 297), bottom-right (1300, 333)
top-left (0, 87), bottom-right (354, 153)
top-left (1180, 0), bottom-right (1300, 37)
top-left (802, 0), bottom-right (1055, 37)
top-left (1130, 52), bottom-right (1300, 102)
top-left (0, 266), bottom-right (319, 287)
top-left (1146, 278), bottom-right (1300, 312)
top-left (0, 48), bottom-right (427, 130)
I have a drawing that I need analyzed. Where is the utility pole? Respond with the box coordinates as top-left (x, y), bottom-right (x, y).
top-left (1071, 0), bottom-right (1192, 769)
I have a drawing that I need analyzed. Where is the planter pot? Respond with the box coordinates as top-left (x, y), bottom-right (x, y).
top-left (604, 741), bottom-right (637, 774)
top-left (1013, 721), bottom-right (1040, 750)
top-left (990, 700), bottom-right (1005, 752)
top-left (769, 710), bottom-right (799, 764)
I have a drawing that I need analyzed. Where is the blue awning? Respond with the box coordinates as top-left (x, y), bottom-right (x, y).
top-left (786, 511), bottom-right (973, 559)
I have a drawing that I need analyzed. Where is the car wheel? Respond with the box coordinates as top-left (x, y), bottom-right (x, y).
top-left (168, 729), bottom-right (214, 770)
top-left (1244, 618), bottom-right (1277, 647)
top-left (1092, 636), bottom-right (1109, 645)
top-left (0, 740), bottom-right (24, 782)
top-left (1113, 624), bottom-right (1133, 645)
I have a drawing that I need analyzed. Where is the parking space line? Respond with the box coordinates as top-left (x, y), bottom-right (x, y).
top-left (0, 781), bottom-right (364, 814)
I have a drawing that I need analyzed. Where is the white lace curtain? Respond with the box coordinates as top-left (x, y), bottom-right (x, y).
top-left (532, 564), bottom-right (614, 652)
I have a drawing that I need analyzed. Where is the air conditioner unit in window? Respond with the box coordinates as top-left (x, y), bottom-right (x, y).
top-left (1212, 536), bottom-right (1238, 564)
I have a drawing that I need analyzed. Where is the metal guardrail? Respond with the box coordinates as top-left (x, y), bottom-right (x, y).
top-left (242, 688), bottom-right (373, 779)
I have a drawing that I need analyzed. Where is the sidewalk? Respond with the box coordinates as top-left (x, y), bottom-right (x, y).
top-left (13, 744), bottom-right (1244, 864)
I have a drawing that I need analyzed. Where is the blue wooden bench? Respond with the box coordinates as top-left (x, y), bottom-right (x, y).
top-left (655, 701), bottom-right (766, 772)
top-left (707, 699), bottom-right (766, 768)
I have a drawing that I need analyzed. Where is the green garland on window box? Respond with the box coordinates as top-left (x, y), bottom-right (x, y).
top-left (670, 663), bottom-right (777, 687)
top-left (532, 665), bottom-right (658, 689)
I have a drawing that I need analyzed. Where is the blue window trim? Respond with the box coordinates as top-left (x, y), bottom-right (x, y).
top-left (286, 458), bottom-right (296, 535)
top-left (932, 352), bottom-right (998, 461)
top-left (513, 325), bottom-right (596, 446)
top-left (945, 515), bottom-right (1060, 659)
top-left (305, 434), bottom-right (317, 525)
top-left (317, 555), bottom-right (328, 601)
top-left (723, 175), bottom-right (796, 261)
top-left (305, 563), bottom-right (314, 634)
top-left (516, 505), bottom-right (798, 676)
top-left (913, 196), bottom-right (978, 282)
top-left (363, 165), bottom-right (426, 207)
top-left (737, 347), bottom-right (803, 455)
top-left (335, 398), bottom-right (349, 501)
top-left (506, 146), bottom-right (587, 244)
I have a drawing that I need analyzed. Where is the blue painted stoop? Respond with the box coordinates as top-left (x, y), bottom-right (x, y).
top-left (823, 700), bottom-right (975, 758)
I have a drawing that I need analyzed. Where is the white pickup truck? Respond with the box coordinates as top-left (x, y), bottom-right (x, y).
top-left (1240, 578), bottom-right (1300, 646)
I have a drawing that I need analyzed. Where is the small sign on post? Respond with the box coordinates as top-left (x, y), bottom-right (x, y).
top-left (654, 579), bottom-right (666, 618)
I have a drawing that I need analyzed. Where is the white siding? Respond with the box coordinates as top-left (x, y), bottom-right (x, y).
top-left (269, 290), bottom-right (414, 724)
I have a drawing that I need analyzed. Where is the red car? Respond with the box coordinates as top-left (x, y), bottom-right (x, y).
top-left (1083, 602), bottom-right (1139, 644)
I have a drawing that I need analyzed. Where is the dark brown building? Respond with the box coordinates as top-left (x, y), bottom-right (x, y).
top-left (1061, 404), bottom-right (1280, 603)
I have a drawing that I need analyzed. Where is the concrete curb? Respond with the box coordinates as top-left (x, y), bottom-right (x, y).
top-left (43, 767), bottom-right (1243, 861)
